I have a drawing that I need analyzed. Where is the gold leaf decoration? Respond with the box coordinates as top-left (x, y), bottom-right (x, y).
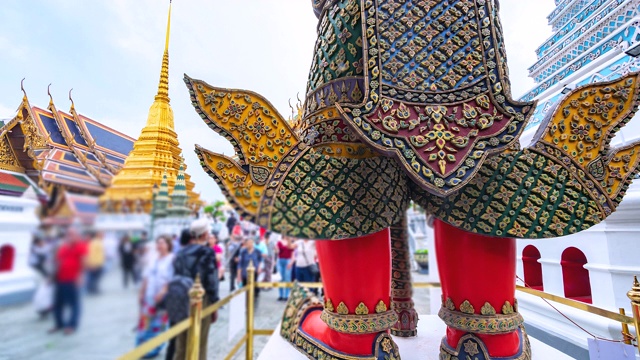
top-left (375, 300), bottom-right (388, 314)
top-left (325, 298), bottom-right (334, 312)
top-left (502, 301), bottom-right (514, 314)
top-left (355, 302), bottom-right (369, 315)
top-left (480, 302), bottom-right (496, 316)
top-left (336, 301), bottom-right (349, 315)
top-left (460, 300), bottom-right (475, 314)
top-left (445, 297), bottom-right (456, 311)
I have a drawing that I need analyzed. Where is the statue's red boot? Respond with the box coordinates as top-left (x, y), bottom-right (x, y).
top-left (281, 229), bottom-right (401, 359)
top-left (435, 219), bottom-right (531, 360)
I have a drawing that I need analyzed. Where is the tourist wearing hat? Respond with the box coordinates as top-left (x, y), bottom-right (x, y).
top-left (170, 218), bottom-right (219, 360)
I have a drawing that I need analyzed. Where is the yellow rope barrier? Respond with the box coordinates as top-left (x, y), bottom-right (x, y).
top-left (516, 285), bottom-right (634, 324)
top-left (202, 287), bottom-right (247, 318)
top-left (223, 334), bottom-right (248, 360)
top-left (117, 318), bottom-right (190, 360)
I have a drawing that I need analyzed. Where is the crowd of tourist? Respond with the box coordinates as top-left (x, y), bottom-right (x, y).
top-left (26, 212), bottom-right (319, 359)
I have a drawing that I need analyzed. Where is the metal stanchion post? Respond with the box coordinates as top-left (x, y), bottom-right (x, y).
top-left (187, 274), bottom-right (205, 360)
top-left (246, 263), bottom-right (256, 359)
top-left (627, 276), bottom-right (640, 355)
top-left (620, 308), bottom-right (632, 345)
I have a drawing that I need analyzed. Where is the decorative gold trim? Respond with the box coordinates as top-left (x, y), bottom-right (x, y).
top-left (445, 297), bottom-right (456, 311)
top-left (503, 300), bottom-right (515, 315)
top-left (355, 302), bottom-right (369, 315)
top-left (444, 297), bottom-right (517, 316)
top-left (336, 302), bottom-right (349, 315)
top-left (440, 326), bottom-right (531, 360)
top-left (438, 306), bottom-right (524, 334)
top-left (390, 299), bottom-right (414, 311)
top-left (0, 134), bottom-right (23, 172)
top-left (481, 302), bottom-right (496, 315)
top-left (325, 298), bottom-right (334, 312)
top-left (20, 113), bottom-right (47, 149)
top-left (460, 300), bottom-right (475, 314)
top-left (292, 330), bottom-right (400, 360)
top-left (375, 300), bottom-right (387, 313)
top-left (320, 309), bottom-right (398, 334)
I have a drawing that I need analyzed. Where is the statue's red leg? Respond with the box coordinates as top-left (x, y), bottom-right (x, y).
top-left (390, 214), bottom-right (418, 337)
top-left (435, 219), bottom-right (530, 359)
top-left (282, 229), bottom-right (400, 359)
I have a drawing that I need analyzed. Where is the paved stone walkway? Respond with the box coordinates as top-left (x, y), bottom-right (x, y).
top-left (0, 268), bottom-right (432, 360)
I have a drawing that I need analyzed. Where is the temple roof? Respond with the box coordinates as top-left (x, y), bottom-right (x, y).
top-left (0, 169), bottom-right (46, 199)
top-left (43, 191), bottom-right (98, 226)
top-left (0, 91), bottom-right (135, 196)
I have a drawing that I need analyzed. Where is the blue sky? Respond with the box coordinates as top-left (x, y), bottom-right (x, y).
top-left (0, 0), bottom-right (555, 203)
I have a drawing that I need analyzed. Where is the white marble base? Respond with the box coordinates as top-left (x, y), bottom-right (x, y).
top-left (258, 315), bottom-right (574, 359)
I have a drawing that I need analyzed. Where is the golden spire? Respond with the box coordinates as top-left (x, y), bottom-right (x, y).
top-left (155, 0), bottom-right (172, 103)
top-left (100, 0), bottom-right (201, 214)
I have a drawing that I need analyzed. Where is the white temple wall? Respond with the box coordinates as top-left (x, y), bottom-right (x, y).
top-left (0, 195), bottom-right (40, 304)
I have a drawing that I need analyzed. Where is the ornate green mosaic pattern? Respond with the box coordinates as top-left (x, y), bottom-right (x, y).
top-left (413, 145), bottom-right (619, 238)
top-left (258, 143), bottom-right (409, 240)
top-left (307, 0), bottom-right (363, 93)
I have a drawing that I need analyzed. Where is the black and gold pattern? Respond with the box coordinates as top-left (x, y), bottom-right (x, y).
top-left (281, 284), bottom-right (323, 343)
top-left (390, 214), bottom-right (419, 337)
top-left (293, 331), bottom-right (401, 360)
top-left (438, 306), bottom-right (524, 335)
top-left (390, 215), bottom-right (413, 299)
top-left (440, 327), bottom-right (531, 360)
top-left (320, 309), bottom-right (398, 334)
top-left (259, 143), bottom-right (409, 239)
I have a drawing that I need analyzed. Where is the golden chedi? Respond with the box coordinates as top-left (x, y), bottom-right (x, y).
top-left (100, 2), bottom-right (200, 213)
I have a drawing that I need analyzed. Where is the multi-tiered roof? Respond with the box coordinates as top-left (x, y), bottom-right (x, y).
top-left (0, 85), bottom-right (135, 195)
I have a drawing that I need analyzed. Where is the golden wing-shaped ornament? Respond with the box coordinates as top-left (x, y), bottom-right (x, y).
top-left (185, 75), bottom-right (300, 221)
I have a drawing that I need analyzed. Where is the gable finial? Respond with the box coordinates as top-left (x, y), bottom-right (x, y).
top-left (289, 99), bottom-right (294, 119)
top-left (20, 78), bottom-right (27, 101)
top-left (47, 83), bottom-right (53, 106)
top-left (68, 88), bottom-right (75, 111)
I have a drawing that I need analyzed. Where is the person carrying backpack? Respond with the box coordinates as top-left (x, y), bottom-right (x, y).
top-left (165, 218), bottom-right (219, 360)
